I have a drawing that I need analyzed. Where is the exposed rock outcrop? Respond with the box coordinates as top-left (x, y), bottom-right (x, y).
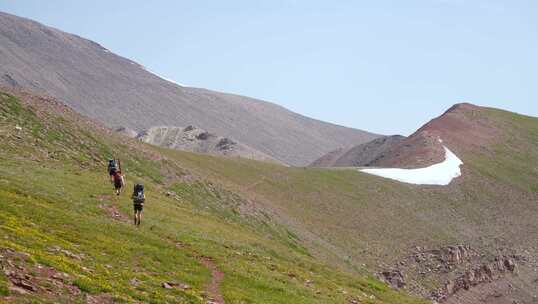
top-left (381, 269), bottom-right (406, 288)
top-left (137, 126), bottom-right (284, 165)
top-left (430, 255), bottom-right (518, 302)
top-left (381, 245), bottom-right (522, 303)
top-left (114, 126), bottom-right (138, 138)
top-left (414, 245), bottom-right (476, 270)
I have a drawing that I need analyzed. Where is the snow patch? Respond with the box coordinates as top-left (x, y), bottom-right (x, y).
top-left (142, 67), bottom-right (189, 87)
top-left (359, 146), bottom-right (463, 185)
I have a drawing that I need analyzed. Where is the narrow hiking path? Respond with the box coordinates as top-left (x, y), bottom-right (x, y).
top-left (200, 256), bottom-right (225, 304)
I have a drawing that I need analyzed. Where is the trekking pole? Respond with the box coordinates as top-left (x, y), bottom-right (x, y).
top-left (106, 162), bottom-right (110, 185)
top-left (118, 158), bottom-right (125, 190)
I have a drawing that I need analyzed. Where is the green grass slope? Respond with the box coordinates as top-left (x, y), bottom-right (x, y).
top-left (0, 91), bottom-right (428, 303)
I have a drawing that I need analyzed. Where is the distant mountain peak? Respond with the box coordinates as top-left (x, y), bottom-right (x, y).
top-left (373, 103), bottom-right (501, 168)
top-left (311, 102), bottom-right (504, 170)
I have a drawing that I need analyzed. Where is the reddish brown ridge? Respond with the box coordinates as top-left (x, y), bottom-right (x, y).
top-left (374, 103), bottom-right (500, 168)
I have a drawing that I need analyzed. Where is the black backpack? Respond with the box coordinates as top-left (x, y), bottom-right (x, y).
top-left (133, 183), bottom-right (145, 204)
top-left (108, 159), bottom-right (117, 174)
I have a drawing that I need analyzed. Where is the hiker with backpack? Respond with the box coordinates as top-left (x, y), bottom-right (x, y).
top-left (132, 183), bottom-right (145, 226)
top-left (112, 168), bottom-right (125, 195)
top-left (108, 158), bottom-right (125, 195)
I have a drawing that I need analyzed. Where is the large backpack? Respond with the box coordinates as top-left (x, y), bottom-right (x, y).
top-left (133, 183), bottom-right (145, 204)
top-left (108, 159), bottom-right (118, 174)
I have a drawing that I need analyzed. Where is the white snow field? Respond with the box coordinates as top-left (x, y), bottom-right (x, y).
top-left (142, 66), bottom-right (190, 87)
top-left (359, 146), bottom-right (463, 185)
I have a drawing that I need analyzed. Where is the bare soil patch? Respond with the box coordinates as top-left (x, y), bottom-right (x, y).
top-left (98, 203), bottom-right (128, 222)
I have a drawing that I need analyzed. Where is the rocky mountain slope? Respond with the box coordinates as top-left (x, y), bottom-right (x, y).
top-left (0, 11), bottom-right (379, 166)
top-left (310, 135), bottom-right (405, 167)
top-left (136, 126), bottom-right (283, 164)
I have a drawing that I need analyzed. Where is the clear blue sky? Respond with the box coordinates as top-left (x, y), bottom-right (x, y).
top-left (1, 1), bottom-right (537, 135)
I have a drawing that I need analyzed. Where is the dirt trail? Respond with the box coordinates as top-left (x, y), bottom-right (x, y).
top-left (200, 256), bottom-right (225, 304)
top-left (96, 194), bottom-right (129, 222)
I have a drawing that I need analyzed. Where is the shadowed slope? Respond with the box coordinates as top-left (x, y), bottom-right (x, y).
top-left (310, 135), bottom-right (405, 167)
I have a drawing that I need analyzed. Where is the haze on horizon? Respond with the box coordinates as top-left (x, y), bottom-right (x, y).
top-left (1, 0), bottom-right (536, 135)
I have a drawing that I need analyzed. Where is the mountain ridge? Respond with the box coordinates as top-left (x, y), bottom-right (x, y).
top-left (371, 102), bottom-right (501, 169)
top-left (0, 11), bottom-right (380, 166)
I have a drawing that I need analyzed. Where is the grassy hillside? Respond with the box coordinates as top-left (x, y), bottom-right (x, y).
top-left (157, 106), bottom-right (538, 301)
top-left (0, 91), bottom-right (427, 303)
top-left (163, 105), bottom-right (538, 251)
top-left (466, 107), bottom-right (538, 193)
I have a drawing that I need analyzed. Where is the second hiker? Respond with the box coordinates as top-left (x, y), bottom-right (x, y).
top-left (112, 168), bottom-right (125, 195)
